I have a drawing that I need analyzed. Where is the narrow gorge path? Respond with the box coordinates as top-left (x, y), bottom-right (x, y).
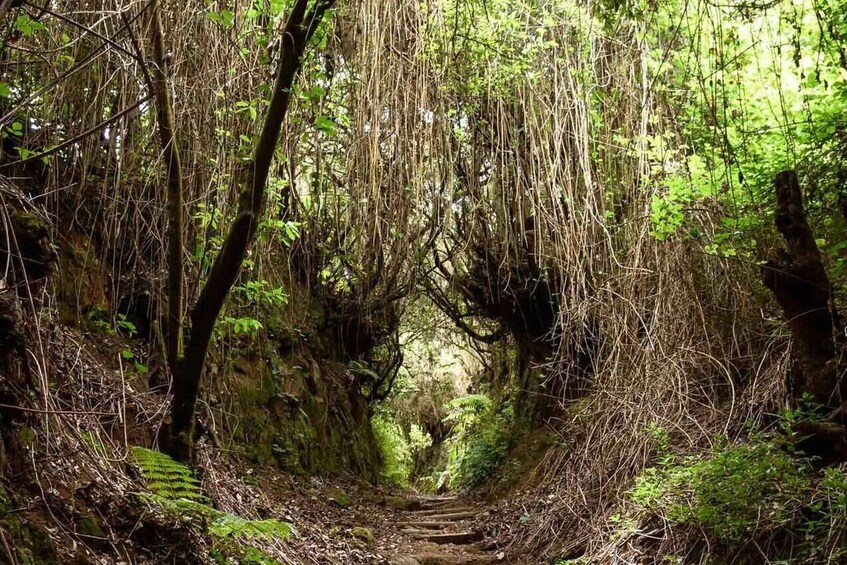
top-left (388, 495), bottom-right (505, 565)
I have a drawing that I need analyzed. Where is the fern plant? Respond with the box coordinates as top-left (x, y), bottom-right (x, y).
top-left (130, 446), bottom-right (294, 561)
top-left (209, 515), bottom-right (294, 541)
top-left (131, 446), bottom-right (208, 502)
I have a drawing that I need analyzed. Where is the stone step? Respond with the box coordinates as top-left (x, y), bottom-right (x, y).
top-left (416, 495), bottom-right (459, 502)
top-left (400, 521), bottom-right (450, 529)
top-left (391, 555), bottom-right (497, 565)
top-left (419, 499), bottom-right (460, 510)
top-left (390, 555), bottom-right (497, 565)
top-left (411, 507), bottom-right (476, 517)
top-left (410, 511), bottom-right (476, 522)
top-left (408, 530), bottom-right (484, 545)
top-left (401, 528), bottom-right (441, 536)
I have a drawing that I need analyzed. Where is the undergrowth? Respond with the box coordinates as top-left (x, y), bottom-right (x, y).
top-left (438, 394), bottom-right (512, 489)
top-left (630, 432), bottom-right (811, 541)
top-left (620, 425), bottom-right (847, 561)
top-left (131, 447), bottom-right (294, 564)
top-left (371, 409), bottom-right (414, 485)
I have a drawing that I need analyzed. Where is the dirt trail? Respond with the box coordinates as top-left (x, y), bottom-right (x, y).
top-left (388, 495), bottom-right (505, 565)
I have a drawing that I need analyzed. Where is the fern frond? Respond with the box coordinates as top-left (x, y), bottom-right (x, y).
top-left (130, 447), bottom-right (209, 503)
top-left (131, 446), bottom-right (295, 555)
top-left (209, 514), bottom-right (296, 541)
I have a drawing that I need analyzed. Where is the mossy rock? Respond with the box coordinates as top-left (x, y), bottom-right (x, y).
top-left (326, 487), bottom-right (350, 509)
top-left (75, 513), bottom-right (105, 537)
top-left (4, 208), bottom-right (52, 283)
top-left (383, 495), bottom-right (421, 511)
top-left (55, 233), bottom-right (107, 324)
top-left (350, 526), bottom-right (375, 548)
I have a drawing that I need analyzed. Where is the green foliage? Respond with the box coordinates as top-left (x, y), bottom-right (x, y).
top-left (131, 447), bottom-right (208, 503)
top-left (649, 154), bottom-right (712, 241)
top-left (217, 316), bottom-right (263, 336)
top-left (239, 546), bottom-right (281, 565)
top-left (629, 433), bottom-right (812, 542)
top-left (142, 495), bottom-right (295, 543)
top-left (439, 394), bottom-right (512, 489)
top-left (206, 9), bottom-right (235, 28)
top-left (234, 280), bottom-right (288, 307)
top-left (85, 308), bottom-right (137, 337)
top-left (348, 359), bottom-right (381, 382)
top-left (132, 447), bottom-right (293, 563)
top-left (115, 313), bottom-right (137, 336)
top-left (371, 408), bottom-right (413, 486)
top-left (15, 14), bottom-right (46, 37)
top-left (555, 558), bottom-right (590, 565)
top-left (443, 394), bottom-right (492, 420)
top-left (624, 420), bottom-right (847, 560)
top-left (424, 0), bottom-right (582, 97)
top-left (120, 348), bottom-right (148, 374)
top-left (208, 515), bottom-right (294, 541)
top-left (643, 0), bottom-right (847, 272)
top-left (408, 423), bottom-right (433, 454)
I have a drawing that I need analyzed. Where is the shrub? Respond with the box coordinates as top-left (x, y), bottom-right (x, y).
top-left (371, 409), bottom-right (413, 485)
top-left (442, 394), bottom-right (513, 488)
top-left (409, 423), bottom-right (433, 453)
top-left (131, 447), bottom-right (293, 563)
top-left (629, 434), bottom-right (812, 543)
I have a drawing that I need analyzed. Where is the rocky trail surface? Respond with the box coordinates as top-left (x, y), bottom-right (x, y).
top-left (387, 495), bottom-right (509, 565)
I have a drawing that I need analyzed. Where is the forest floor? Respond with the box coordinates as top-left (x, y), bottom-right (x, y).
top-left (10, 432), bottom-right (533, 564)
top-left (3, 327), bottom-right (538, 564)
top-left (226, 461), bottom-right (527, 564)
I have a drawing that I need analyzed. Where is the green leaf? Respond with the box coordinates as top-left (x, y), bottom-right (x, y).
top-left (315, 115), bottom-right (337, 136)
top-left (15, 14), bottom-right (45, 37)
top-left (206, 10), bottom-right (234, 28)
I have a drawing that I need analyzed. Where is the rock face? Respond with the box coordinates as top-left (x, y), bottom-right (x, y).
top-left (0, 290), bottom-right (24, 366)
top-left (0, 195), bottom-right (53, 369)
top-left (217, 345), bottom-right (381, 479)
top-left (0, 205), bottom-right (53, 288)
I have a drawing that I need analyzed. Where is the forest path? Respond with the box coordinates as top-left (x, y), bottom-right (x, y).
top-left (388, 495), bottom-right (504, 565)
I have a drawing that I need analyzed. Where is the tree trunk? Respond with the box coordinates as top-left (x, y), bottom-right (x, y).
top-left (761, 170), bottom-right (841, 408)
top-left (149, 5), bottom-right (184, 375)
top-left (166, 0), bottom-right (335, 462)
